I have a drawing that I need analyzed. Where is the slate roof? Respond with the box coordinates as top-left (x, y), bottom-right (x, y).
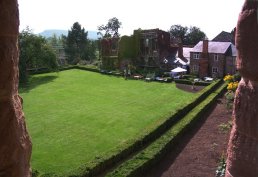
top-left (212, 31), bottom-right (235, 44)
top-left (182, 47), bottom-right (192, 59)
top-left (191, 41), bottom-right (237, 56)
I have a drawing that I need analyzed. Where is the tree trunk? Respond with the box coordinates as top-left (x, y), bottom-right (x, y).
top-left (226, 0), bottom-right (258, 176)
top-left (0, 0), bottom-right (32, 176)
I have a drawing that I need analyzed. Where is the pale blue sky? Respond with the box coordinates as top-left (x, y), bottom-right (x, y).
top-left (18, 0), bottom-right (244, 39)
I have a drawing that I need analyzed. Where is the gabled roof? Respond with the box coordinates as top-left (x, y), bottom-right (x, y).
top-left (229, 44), bottom-right (237, 57)
top-left (174, 57), bottom-right (187, 65)
top-left (212, 31), bottom-right (235, 44)
top-left (191, 41), bottom-right (236, 55)
top-left (182, 47), bottom-right (192, 59)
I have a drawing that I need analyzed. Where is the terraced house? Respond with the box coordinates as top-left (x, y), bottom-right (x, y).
top-left (190, 40), bottom-right (237, 78)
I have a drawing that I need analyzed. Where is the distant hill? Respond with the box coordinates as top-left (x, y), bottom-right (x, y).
top-left (39, 29), bottom-right (99, 40)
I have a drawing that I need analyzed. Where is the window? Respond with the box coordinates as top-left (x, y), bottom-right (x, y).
top-left (212, 67), bottom-right (218, 73)
top-left (193, 53), bottom-right (199, 59)
top-left (193, 65), bottom-right (199, 72)
top-left (214, 54), bottom-right (219, 61)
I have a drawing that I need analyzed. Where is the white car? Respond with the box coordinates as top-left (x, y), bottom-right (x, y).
top-left (204, 77), bottom-right (213, 82)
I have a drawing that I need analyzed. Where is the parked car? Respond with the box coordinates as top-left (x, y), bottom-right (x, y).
top-left (204, 77), bottom-right (213, 82)
top-left (194, 78), bottom-right (201, 82)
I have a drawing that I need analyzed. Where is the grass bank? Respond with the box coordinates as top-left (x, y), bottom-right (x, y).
top-left (20, 69), bottom-right (195, 175)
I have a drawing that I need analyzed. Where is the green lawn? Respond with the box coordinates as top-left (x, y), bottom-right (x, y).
top-left (20, 69), bottom-right (195, 175)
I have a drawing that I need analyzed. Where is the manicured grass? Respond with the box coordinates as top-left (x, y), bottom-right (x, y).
top-left (20, 69), bottom-right (195, 175)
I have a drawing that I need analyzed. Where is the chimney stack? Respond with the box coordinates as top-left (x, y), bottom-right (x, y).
top-left (202, 38), bottom-right (209, 55)
top-left (199, 38), bottom-right (209, 78)
top-left (178, 42), bottom-right (183, 59)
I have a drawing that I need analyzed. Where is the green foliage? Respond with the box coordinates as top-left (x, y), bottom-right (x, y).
top-left (169, 24), bottom-right (188, 43)
top-left (186, 26), bottom-right (206, 45)
top-left (63, 22), bottom-right (89, 64)
top-left (19, 27), bottom-right (58, 83)
top-left (218, 121), bottom-right (232, 133)
top-left (169, 24), bottom-right (206, 45)
top-left (118, 30), bottom-right (141, 67)
top-left (98, 17), bottom-right (122, 38)
top-left (106, 81), bottom-right (225, 177)
top-left (101, 56), bottom-right (119, 70)
top-left (20, 69), bottom-right (194, 176)
top-left (47, 34), bottom-right (63, 46)
top-left (86, 40), bottom-right (97, 61)
top-left (225, 91), bottom-right (235, 109)
top-left (216, 154), bottom-right (226, 177)
top-left (233, 71), bottom-right (241, 82)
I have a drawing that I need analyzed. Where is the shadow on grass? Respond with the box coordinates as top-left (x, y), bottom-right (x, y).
top-left (19, 75), bottom-right (58, 93)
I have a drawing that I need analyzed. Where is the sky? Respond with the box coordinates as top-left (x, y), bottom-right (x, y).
top-left (18, 0), bottom-right (244, 39)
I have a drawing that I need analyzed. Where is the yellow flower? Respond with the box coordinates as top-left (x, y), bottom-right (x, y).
top-left (224, 75), bottom-right (233, 82)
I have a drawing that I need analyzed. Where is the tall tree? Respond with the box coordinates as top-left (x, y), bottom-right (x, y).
top-left (86, 40), bottom-right (97, 62)
top-left (169, 25), bottom-right (188, 44)
top-left (186, 26), bottom-right (206, 45)
top-left (64, 22), bottom-right (88, 64)
top-left (169, 24), bottom-right (206, 45)
top-left (19, 27), bottom-right (58, 83)
top-left (98, 17), bottom-right (122, 38)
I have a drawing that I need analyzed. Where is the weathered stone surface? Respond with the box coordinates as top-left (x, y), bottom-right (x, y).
top-left (226, 0), bottom-right (258, 176)
top-left (235, 0), bottom-right (258, 81)
top-left (0, 0), bottom-right (32, 177)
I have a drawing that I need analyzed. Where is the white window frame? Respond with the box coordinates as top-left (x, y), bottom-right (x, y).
top-left (214, 54), bottom-right (219, 61)
top-left (212, 67), bottom-right (218, 73)
top-left (193, 53), bottom-right (199, 59)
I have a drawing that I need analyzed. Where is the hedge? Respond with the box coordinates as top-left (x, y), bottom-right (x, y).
top-left (66, 80), bottom-right (223, 177)
top-left (106, 82), bottom-right (227, 177)
top-left (175, 79), bottom-right (211, 86)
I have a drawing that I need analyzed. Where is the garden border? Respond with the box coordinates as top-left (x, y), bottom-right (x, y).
top-left (65, 79), bottom-right (223, 177)
top-left (106, 82), bottom-right (227, 177)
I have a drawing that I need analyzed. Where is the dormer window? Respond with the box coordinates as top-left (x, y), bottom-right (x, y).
top-left (214, 54), bottom-right (219, 61)
top-left (193, 53), bottom-right (199, 59)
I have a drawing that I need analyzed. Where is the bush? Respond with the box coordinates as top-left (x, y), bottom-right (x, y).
top-left (216, 154), bottom-right (226, 177)
top-left (225, 91), bottom-right (235, 109)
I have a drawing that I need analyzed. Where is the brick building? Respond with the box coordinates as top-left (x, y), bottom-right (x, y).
top-left (100, 29), bottom-right (188, 71)
top-left (190, 40), bottom-right (237, 78)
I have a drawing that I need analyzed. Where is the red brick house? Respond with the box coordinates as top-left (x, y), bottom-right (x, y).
top-left (190, 40), bottom-right (237, 78)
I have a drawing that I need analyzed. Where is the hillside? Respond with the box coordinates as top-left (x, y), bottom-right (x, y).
top-left (39, 29), bottom-right (99, 40)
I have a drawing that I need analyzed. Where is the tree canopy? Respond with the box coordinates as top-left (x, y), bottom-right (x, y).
top-left (19, 27), bottom-right (58, 83)
top-left (98, 17), bottom-right (122, 38)
top-left (169, 24), bottom-right (206, 45)
top-left (63, 22), bottom-right (88, 64)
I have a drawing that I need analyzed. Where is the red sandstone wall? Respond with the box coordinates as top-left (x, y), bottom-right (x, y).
top-left (0, 0), bottom-right (32, 176)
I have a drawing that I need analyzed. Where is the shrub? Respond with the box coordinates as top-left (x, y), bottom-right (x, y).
top-left (216, 153), bottom-right (226, 177)
top-left (226, 81), bottom-right (238, 92)
top-left (223, 74), bottom-right (234, 83)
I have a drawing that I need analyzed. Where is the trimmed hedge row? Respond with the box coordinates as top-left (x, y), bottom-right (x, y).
top-left (175, 79), bottom-right (211, 86)
top-left (106, 83), bottom-right (227, 177)
top-left (66, 80), bottom-right (223, 177)
top-left (28, 65), bottom-right (100, 75)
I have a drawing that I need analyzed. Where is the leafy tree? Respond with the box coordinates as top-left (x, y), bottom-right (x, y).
top-left (64, 22), bottom-right (88, 64)
top-left (47, 34), bottom-right (63, 46)
top-left (186, 26), bottom-right (206, 45)
top-left (169, 24), bottom-right (206, 45)
top-left (19, 27), bottom-right (58, 83)
top-left (98, 17), bottom-right (122, 38)
top-left (86, 40), bottom-right (97, 62)
top-left (169, 25), bottom-right (188, 44)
